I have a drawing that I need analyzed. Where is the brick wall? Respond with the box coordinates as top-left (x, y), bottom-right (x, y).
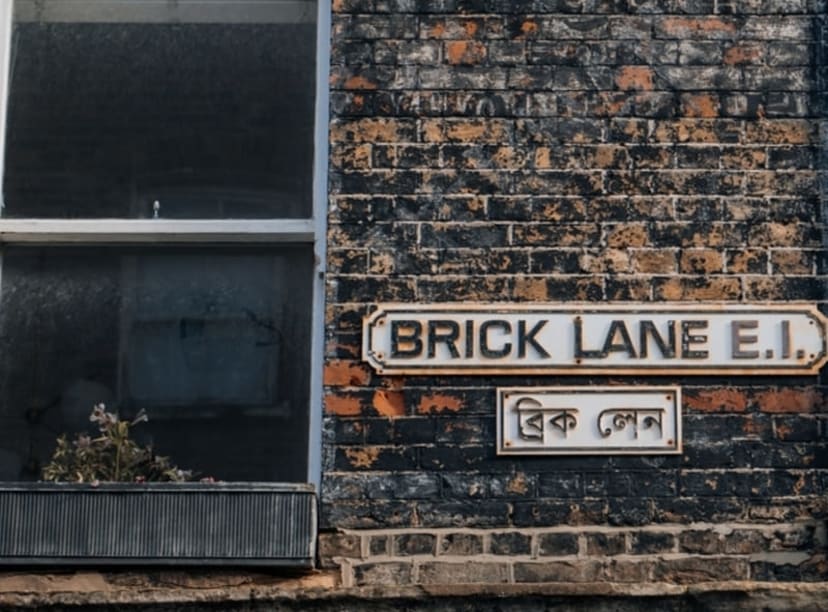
top-left (323, 0), bottom-right (827, 590)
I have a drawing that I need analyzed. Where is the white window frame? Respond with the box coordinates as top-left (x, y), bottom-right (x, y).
top-left (0, 0), bottom-right (329, 488)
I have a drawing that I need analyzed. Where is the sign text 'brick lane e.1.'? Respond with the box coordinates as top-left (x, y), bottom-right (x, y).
top-left (362, 304), bottom-right (828, 376)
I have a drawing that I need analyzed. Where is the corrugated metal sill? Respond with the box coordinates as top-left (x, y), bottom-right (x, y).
top-left (0, 482), bottom-right (317, 567)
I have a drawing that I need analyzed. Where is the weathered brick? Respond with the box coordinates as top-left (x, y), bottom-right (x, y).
top-left (679, 249), bottom-right (724, 274)
top-left (415, 501), bottom-right (512, 528)
top-left (727, 248), bottom-right (767, 274)
top-left (418, 277), bottom-right (513, 302)
top-left (722, 529), bottom-right (768, 554)
top-left (684, 388), bottom-right (748, 413)
top-left (678, 530), bottom-right (722, 554)
top-left (655, 17), bottom-right (739, 40)
top-left (418, 561), bottom-right (509, 584)
top-left (512, 276), bottom-right (604, 301)
top-left (537, 532), bottom-right (579, 556)
top-left (608, 499), bottom-right (653, 526)
top-left (439, 533), bottom-right (484, 556)
top-left (318, 531), bottom-right (363, 565)
top-left (514, 560), bottom-right (603, 583)
top-left (748, 222), bottom-right (821, 249)
top-left (538, 473), bottom-right (584, 499)
top-left (324, 360), bottom-right (373, 387)
top-left (678, 40), bottom-right (723, 65)
top-left (653, 497), bottom-right (745, 524)
top-left (605, 276), bottom-right (654, 300)
top-left (353, 562), bottom-right (413, 586)
top-left (754, 389), bottom-right (824, 414)
top-left (654, 276), bottom-right (742, 301)
top-left (418, 16), bottom-right (501, 40)
top-left (652, 557), bottom-right (750, 583)
top-left (322, 0), bottom-right (827, 593)
top-left (773, 416), bottom-right (820, 442)
top-left (720, 147), bottom-right (766, 170)
top-left (369, 535), bottom-right (389, 556)
top-left (394, 533), bottom-right (437, 556)
top-left (513, 223), bottom-right (601, 247)
top-left (603, 559), bottom-right (655, 583)
top-left (743, 119), bottom-right (815, 145)
top-left (630, 531), bottom-right (676, 554)
top-left (434, 417), bottom-right (492, 444)
top-left (421, 118), bottom-right (513, 143)
top-left (607, 223), bottom-right (650, 248)
top-left (751, 555), bottom-right (828, 582)
top-left (490, 531), bottom-right (532, 555)
top-left (325, 393), bottom-right (368, 417)
top-left (441, 472), bottom-right (537, 499)
top-left (680, 471), bottom-right (754, 497)
top-left (322, 500), bottom-right (417, 530)
top-left (335, 446), bottom-right (419, 471)
top-left (630, 249), bottom-right (678, 274)
top-left (745, 277), bottom-right (826, 301)
top-left (586, 533), bottom-right (627, 556)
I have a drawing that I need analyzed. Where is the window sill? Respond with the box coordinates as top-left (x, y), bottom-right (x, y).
top-left (0, 482), bottom-right (316, 567)
top-left (0, 219), bottom-right (317, 243)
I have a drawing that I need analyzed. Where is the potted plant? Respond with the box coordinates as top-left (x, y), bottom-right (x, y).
top-left (0, 406), bottom-right (316, 567)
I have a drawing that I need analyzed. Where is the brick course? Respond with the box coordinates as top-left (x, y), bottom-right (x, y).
top-left (324, 0), bottom-right (828, 589)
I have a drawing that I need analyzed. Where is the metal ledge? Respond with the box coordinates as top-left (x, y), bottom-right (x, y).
top-left (0, 219), bottom-right (316, 244)
top-left (0, 483), bottom-right (317, 567)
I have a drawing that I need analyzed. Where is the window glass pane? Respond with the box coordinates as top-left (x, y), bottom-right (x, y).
top-left (3, 1), bottom-right (316, 218)
top-left (0, 246), bottom-right (312, 482)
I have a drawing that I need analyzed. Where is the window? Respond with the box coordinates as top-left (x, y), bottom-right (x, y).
top-left (0, 0), bottom-right (327, 484)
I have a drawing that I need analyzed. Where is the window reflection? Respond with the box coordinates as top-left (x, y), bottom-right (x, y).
top-left (4, 2), bottom-right (316, 218)
top-left (0, 246), bottom-right (312, 482)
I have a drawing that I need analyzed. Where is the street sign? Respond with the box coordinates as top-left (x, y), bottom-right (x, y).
top-left (363, 304), bottom-right (828, 375)
top-left (497, 386), bottom-right (681, 455)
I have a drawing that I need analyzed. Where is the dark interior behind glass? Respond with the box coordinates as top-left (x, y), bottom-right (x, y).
top-left (0, 246), bottom-right (313, 482)
top-left (3, 12), bottom-right (316, 218)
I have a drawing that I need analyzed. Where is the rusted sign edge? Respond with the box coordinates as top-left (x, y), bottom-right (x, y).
top-left (362, 303), bottom-right (828, 376)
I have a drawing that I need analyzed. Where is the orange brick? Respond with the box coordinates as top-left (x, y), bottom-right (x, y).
top-left (631, 249), bottom-right (678, 274)
top-left (421, 119), bottom-right (509, 143)
top-left (755, 389), bottom-right (823, 414)
top-left (684, 388), bottom-right (748, 413)
top-left (445, 41), bottom-right (487, 65)
top-left (723, 45), bottom-right (763, 65)
top-left (330, 119), bottom-right (413, 143)
top-left (325, 394), bottom-right (363, 416)
top-left (660, 17), bottom-right (737, 36)
top-left (743, 120), bottom-right (814, 145)
top-left (513, 277), bottom-right (549, 301)
top-left (324, 360), bottom-right (372, 386)
top-left (330, 144), bottom-right (372, 170)
top-left (417, 393), bottom-right (464, 414)
top-left (373, 390), bottom-right (406, 418)
top-left (679, 249), bottom-right (724, 274)
top-left (343, 75), bottom-right (378, 90)
top-left (607, 224), bottom-right (649, 248)
top-left (770, 250), bottom-right (812, 275)
top-left (681, 94), bottom-right (720, 118)
top-left (344, 447), bottom-right (380, 468)
top-left (655, 277), bottom-right (741, 301)
top-left (615, 66), bottom-right (655, 91)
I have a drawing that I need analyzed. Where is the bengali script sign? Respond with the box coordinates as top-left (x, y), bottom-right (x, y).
top-left (497, 387), bottom-right (681, 455)
top-left (363, 304), bottom-right (828, 375)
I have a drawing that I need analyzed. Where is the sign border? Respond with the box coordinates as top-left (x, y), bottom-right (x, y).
top-left (496, 385), bottom-right (683, 456)
top-left (363, 303), bottom-right (828, 376)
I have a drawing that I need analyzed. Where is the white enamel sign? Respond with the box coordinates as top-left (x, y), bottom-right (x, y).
top-left (497, 387), bottom-right (681, 455)
top-left (363, 304), bottom-right (828, 375)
